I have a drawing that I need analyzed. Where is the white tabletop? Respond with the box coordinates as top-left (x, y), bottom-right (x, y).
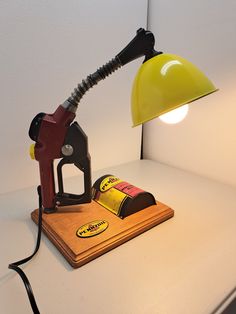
top-left (1, 160), bottom-right (236, 314)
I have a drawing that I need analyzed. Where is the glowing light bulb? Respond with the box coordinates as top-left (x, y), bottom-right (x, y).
top-left (159, 104), bottom-right (189, 124)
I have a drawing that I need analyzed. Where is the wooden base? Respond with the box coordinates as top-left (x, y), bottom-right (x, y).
top-left (31, 201), bottom-right (174, 268)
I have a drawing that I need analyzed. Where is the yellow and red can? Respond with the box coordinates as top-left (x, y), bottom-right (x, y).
top-left (92, 175), bottom-right (156, 218)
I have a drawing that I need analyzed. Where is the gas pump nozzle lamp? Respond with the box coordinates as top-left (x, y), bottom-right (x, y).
top-left (28, 28), bottom-right (217, 213)
top-left (9, 29), bottom-right (217, 313)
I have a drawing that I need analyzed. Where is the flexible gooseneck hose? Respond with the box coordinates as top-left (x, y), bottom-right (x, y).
top-left (64, 28), bottom-right (160, 111)
top-left (67, 57), bottom-right (122, 107)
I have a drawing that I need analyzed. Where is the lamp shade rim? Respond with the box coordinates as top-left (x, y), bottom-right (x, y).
top-left (132, 87), bottom-right (218, 127)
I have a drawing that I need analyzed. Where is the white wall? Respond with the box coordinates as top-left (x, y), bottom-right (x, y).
top-left (144, 0), bottom-right (236, 187)
top-left (0, 0), bottom-right (147, 193)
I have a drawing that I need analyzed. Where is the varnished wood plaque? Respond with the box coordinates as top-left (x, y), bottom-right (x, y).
top-left (31, 201), bottom-right (174, 268)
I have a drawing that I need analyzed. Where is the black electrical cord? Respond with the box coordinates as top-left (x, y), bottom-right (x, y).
top-left (8, 186), bottom-right (43, 314)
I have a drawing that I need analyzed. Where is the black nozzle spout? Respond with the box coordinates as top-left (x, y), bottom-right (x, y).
top-left (116, 28), bottom-right (161, 65)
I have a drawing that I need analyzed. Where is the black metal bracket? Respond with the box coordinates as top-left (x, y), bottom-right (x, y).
top-left (117, 28), bottom-right (162, 65)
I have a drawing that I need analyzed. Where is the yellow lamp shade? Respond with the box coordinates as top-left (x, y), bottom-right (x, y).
top-left (131, 53), bottom-right (218, 126)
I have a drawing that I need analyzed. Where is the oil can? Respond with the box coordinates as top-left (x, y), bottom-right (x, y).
top-left (92, 175), bottom-right (156, 218)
